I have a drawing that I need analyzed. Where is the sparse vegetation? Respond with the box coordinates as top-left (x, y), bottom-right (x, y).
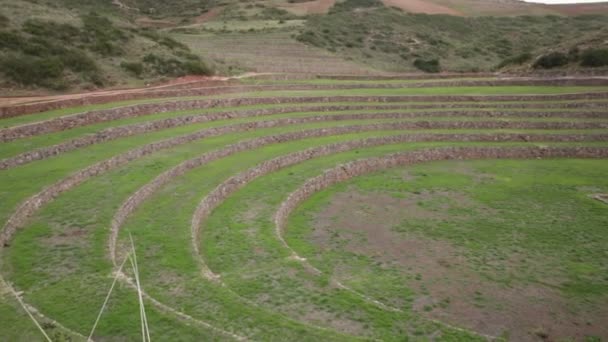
top-left (297, 6), bottom-right (608, 72)
top-left (0, 5), bottom-right (212, 91)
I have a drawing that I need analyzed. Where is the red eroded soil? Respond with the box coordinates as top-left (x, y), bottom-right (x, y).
top-left (381, 0), bottom-right (463, 15)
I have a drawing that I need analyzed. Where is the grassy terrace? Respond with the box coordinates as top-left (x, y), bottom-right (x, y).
top-left (0, 82), bottom-right (607, 341)
top-left (2, 106), bottom-right (607, 161)
top-left (2, 85), bottom-right (607, 128)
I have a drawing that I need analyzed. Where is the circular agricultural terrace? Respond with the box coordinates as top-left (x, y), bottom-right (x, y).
top-left (0, 75), bottom-right (607, 341)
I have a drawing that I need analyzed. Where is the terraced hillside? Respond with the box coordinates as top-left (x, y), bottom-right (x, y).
top-left (1, 76), bottom-right (608, 341)
top-left (175, 31), bottom-right (376, 75)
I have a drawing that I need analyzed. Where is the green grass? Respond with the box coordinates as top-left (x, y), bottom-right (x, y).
top-left (3, 89), bottom-right (607, 129)
top-left (10, 135), bottom-right (604, 339)
top-left (3, 104), bottom-right (606, 161)
top-left (1, 83), bottom-right (607, 340)
top-left (239, 77), bottom-right (500, 85)
top-left (286, 158), bottom-right (608, 338)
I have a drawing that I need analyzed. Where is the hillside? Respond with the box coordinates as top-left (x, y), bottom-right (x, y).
top-left (294, 0), bottom-right (608, 73)
top-left (1, 0), bottom-right (608, 95)
top-left (0, 0), bottom-right (213, 94)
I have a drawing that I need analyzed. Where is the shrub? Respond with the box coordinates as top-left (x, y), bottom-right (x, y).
top-left (183, 60), bottom-right (212, 75)
top-left (580, 48), bottom-right (608, 67)
top-left (533, 52), bottom-right (569, 69)
top-left (121, 61), bottom-right (144, 77)
top-left (142, 53), bottom-right (211, 77)
top-left (0, 31), bottom-right (23, 50)
top-left (497, 52), bottom-right (532, 68)
top-left (81, 12), bottom-right (126, 56)
top-left (1, 54), bottom-right (65, 88)
top-left (413, 58), bottom-right (440, 73)
top-left (61, 50), bottom-right (98, 73)
top-left (258, 7), bottom-right (295, 20)
top-left (22, 19), bottom-right (81, 42)
top-left (296, 31), bottom-right (324, 47)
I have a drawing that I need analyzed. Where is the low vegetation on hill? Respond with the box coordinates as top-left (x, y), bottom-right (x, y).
top-left (296, 0), bottom-right (608, 72)
top-left (1, 0), bottom-right (608, 92)
top-left (0, 1), bottom-right (211, 92)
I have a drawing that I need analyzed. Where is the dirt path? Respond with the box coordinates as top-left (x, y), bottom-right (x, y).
top-left (0, 75), bottom-right (237, 108)
top-left (0, 72), bottom-right (279, 109)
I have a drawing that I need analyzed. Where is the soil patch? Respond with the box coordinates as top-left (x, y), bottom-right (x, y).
top-left (195, 7), bottom-right (224, 24)
top-left (311, 186), bottom-right (608, 341)
top-left (381, 0), bottom-right (463, 15)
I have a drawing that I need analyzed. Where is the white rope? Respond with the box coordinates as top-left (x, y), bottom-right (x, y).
top-left (129, 233), bottom-right (151, 342)
top-left (87, 253), bottom-right (131, 341)
top-left (7, 283), bottom-right (53, 342)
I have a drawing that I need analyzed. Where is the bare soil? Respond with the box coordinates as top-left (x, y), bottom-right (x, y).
top-left (311, 184), bottom-right (608, 341)
top-left (194, 7), bottom-right (224, 24)
top-left (381, 0), bottom-right (463, 15)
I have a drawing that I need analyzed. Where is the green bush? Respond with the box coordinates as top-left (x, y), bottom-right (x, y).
top-left (1, 54), bottom-right (65, 89)
top-left (413, 58), bottom-right (440, 73)
top-left (533, 52), bottom-right (569, 69)
top-left (0, 31), bottom-right (23, 50)
top-left (22, 19), bottom-right (81, 42)
top-left (61, 50), bottom-right (98, 73)
top-left (81, 13), bottom-right (126, 56)
top-left (580, 48), bottom-right (608, 67)
top-left (296, 31), bottom-right (324, 47)
top-left (497, 52), bottom-right (532, 68)
top-left (120, 61), bottom-right (144, 77)
top-left (183, 60), bottom-right (212, 75)
top-left (142, 53), bottom-right (211, 77)
top-left (257, 8), bottom-right (295, 20)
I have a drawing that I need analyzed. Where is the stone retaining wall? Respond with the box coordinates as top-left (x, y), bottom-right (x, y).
top-left (189, 143), bottom-right (608, 278)
top-left (3, 128), bottom-right (606, 250)
top-left (273, 146), bottom-right (608, 250)
top-left (2, 77), bottom-right (607, 118)
top-left (108, 130), bottom-right (608, 263)
top-left (3, 93), bottom-right (608, 142)
top-left (3, 113), bottom-right (606, 170)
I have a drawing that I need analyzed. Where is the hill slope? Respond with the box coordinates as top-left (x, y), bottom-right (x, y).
top-left (295, 0), bottom-right (608, 72)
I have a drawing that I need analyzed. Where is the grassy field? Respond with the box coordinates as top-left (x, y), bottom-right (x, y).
top-left (287, 158), bottom-right (608, 340)
top-left (0, 81), bottom-right (607, 341)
